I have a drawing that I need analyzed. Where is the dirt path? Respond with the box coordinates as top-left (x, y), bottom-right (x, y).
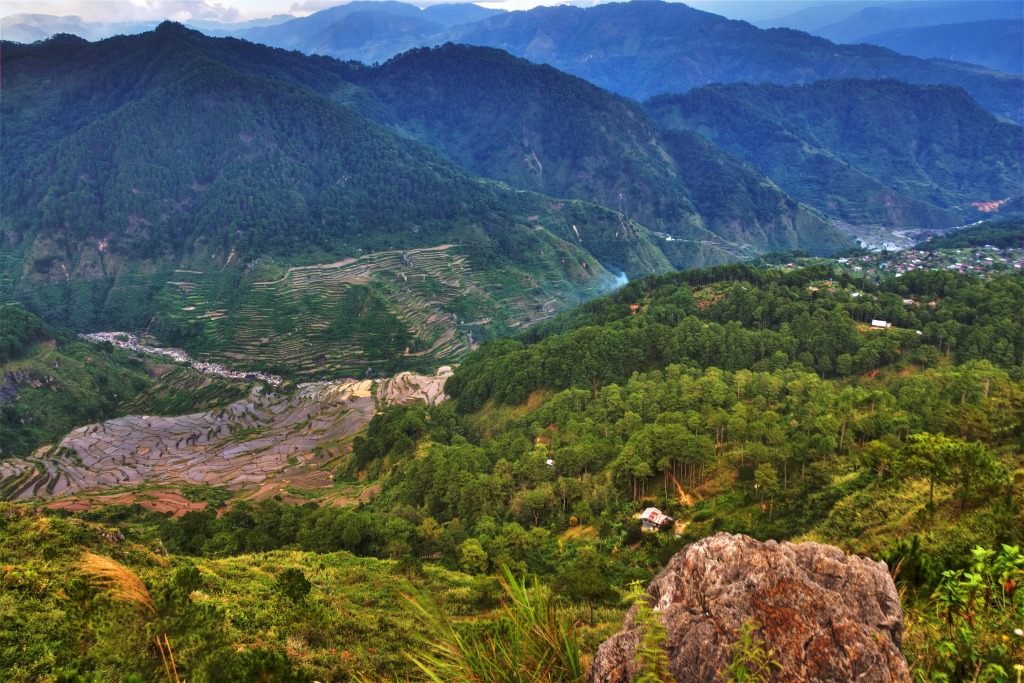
top-left (250, 245), bottom-right (456, 286)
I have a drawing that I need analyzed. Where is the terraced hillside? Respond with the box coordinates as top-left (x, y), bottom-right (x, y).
top-left (156, 243), bottom-right (615, 379)
top-left (0, 369), bottom-right (451, 507)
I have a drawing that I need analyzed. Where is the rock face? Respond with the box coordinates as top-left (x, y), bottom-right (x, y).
top-left (589, 533), bottom-right (910, 683)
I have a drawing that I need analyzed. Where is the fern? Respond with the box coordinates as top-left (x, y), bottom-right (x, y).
top-left (627, 580), bottom-right (672, 683)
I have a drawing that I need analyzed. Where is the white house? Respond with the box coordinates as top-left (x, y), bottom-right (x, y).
top-left (639, 507), bottom-right (673, 532)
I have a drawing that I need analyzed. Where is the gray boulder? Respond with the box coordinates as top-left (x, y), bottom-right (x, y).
top-left (589, 533), bottom-right (910, 682)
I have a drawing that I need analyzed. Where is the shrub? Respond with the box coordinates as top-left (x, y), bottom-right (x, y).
top-left (275, 568), bottom-right (312, 603)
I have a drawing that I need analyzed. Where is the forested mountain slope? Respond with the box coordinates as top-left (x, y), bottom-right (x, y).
top-left (1, 25), bottom-right (866, 377)
top-left (647, 79), bottom-right (1024, 228)
top-left (170, 266), bottom-right (1024, 678)
top-left (916, 216), bottom-right (1024, 251)
top-left (350, 44), bottom-right (849, 262)
top-left (0, 25), bottom-right (673, 378)
top-left (447, 265), bottom-right (1024, 410)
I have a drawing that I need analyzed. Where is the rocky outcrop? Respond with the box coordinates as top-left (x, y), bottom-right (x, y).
top-left (589, 533), bottom-right (909, 683)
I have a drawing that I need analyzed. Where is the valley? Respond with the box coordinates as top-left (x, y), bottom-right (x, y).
top-left (1, 3), bottom-right (1022, 682)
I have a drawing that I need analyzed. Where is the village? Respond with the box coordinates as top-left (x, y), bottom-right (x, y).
top-left (767, 242), bottom-right (1023, 285)
top-left (80, 331), bottom-right (284, 386)
top-left (833, 244), bottom-right (1024, 281)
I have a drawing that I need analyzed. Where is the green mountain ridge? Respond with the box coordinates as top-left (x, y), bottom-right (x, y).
top-left (345, 44), bottom-right (847, 265)
top-left (646, 79), bottom-right (1024, 228)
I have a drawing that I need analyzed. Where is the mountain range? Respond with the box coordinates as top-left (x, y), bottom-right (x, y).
top-left (0, 27), bottom-right (647, 377)
top-left (7, 2), bottom-right (1022, 123)
top-left (753, 1), bottom-right (1023, 74)
top-left (207, 1), bottom-right (1024, 124)
top-left (3, 4), bottom-right (1021, 375)
top-left (229, 1), bottom-right (504, 65)
top-left (851, 20), bottom-right (1023, 75)
top-left (1, 24), bottom-right (851, 378)
top-left (347, 44), bottom-right (842, 257)
top-left (439, 2), bottom-right (1022, 123)
top-left (798, 0), bottom-right (1022, 44)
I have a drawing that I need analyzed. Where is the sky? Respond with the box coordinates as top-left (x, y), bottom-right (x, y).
top-left (0, 0), bottom-right (861, 22)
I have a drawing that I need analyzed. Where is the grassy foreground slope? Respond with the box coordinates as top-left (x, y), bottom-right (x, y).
top-left (0, 503), bottom-right (494, 682)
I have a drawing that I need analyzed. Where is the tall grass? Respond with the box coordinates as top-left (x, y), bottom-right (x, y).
top-left (406, 566), bottom-right (585, 683)
top-left (79, 552), bottom-right (156, 615)
top-left (79, 552), bottom-right (180, 681)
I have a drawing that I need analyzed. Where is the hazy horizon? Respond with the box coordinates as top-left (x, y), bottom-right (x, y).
top-left (0, 0), bottom-right (964, 25)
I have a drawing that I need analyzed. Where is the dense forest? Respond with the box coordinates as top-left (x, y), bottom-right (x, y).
top-left (6, 266), bottom-right (1019, 681)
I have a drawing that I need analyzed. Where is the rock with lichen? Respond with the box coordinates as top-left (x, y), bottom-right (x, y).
top-left (589, 532), bottom-right (910, 682)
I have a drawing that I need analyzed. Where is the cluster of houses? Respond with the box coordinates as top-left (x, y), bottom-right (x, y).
top-left (832, 247), bottom-right (1023, 281)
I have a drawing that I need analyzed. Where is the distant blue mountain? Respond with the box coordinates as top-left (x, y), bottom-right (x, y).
top-left (230, 1), bottom-right (504, 62)
top-left (857, 20), bottom-right (1023, 74)
top-left (443, 1), bottom-right (1023, 123)
top-left (811, 1), bottom-right (1022, 44)
top-left (0, 13), bottom-right (156, 42)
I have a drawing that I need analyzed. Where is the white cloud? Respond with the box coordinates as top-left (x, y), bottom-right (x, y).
top-left (0, 1), bottom-right (261, 22)
top-left (287, 0), bottom-right (345, 15)
top-left (476, 0), bottom-right (606, 10)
